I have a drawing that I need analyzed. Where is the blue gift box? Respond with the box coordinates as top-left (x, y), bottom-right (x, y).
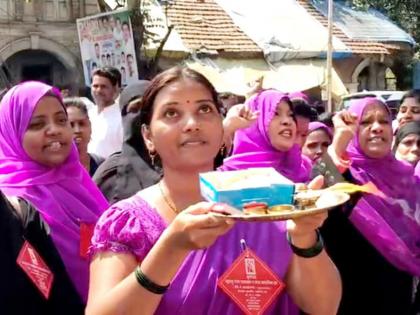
top-left (199, 168), bottom-right (295, 210)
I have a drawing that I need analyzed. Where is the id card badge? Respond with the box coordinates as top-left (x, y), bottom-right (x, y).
top-left (17, 240), bottom-right (54, 299)
top-left (218, 240), bottom-right (286, 315)
top-left (80, 222), bottom-right (95, 259)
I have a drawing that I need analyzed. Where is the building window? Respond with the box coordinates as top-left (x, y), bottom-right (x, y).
top-left (0, 0), bottom-right (14, 20)
top-left (44, 0), bottom-right (70, 21)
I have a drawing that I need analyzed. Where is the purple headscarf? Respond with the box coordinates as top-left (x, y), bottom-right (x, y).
top-left (0, 81), bottom-right (109, 301)
top-left (347, 97), bottom-right (420, 276)
top-left (308, 121), bottom-right (333, 140)
top-left (289, 91), bottom-right (310, 104)
top-left (220, 90), bottom-right (310, 182)
top-left (302, 122), bottom-right (333, 165)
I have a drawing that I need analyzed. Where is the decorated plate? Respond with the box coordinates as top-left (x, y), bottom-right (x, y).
top-left (211, 191), bottom-right (350, 222)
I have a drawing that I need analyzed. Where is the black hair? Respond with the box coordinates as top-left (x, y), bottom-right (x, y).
top-left (92, 67), bottom-right (122, 88)
top-left (218, 92), bottom-right (235, 100)
top-left (63, 98), bottom-right (89, 116)
top-left (400, 89), bottom-right (420, 107)
top-left (393, 120), bottom-right (420, 153)
top-left (140, 66), bottom-right (222, 126)
top-left (139, 66), bottom-right (224, 168)
top-left (237, 95), bottom-right (246, 104)
top-left (317, 112), bottom-right (334, 129)
top-left (293, 100), bottom-right (318, 121)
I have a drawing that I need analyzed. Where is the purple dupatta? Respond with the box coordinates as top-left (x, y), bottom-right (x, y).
top-left (0, 81), bottom-right (109, 300)
top-left (220, 90), bottom-right (310, 183)
top-left (308, 121), bottom-right (333, 140)
top-left (347, 97), bottom-right (420, 276)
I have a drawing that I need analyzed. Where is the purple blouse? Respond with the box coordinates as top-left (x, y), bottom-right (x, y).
top-left (91, 194), bottom-right (298, 315)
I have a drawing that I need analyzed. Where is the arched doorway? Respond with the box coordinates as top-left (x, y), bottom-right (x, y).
top-left (357, 66), bottom-right (370, 91)
top-left (351, 58), bottom-right (392, 92)
top-left (6, 50), bottom-right (68, 87)
top-left (0, 36), bottom-right (83, 92)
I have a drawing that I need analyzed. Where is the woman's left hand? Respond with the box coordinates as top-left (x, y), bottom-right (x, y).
top-left (223, 104), bottom-right (259, 134)
top-left (222, 104), bottom-right (259, 152)
top-left (287, 176), bottom-right (327, 245)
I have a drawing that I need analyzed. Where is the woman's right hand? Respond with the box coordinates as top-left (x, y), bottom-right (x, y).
top-left (165, 202), bottom-right (235, 251)
top-left (332, 111), bottom-right (358, 138)
top-left (331, 111), bottom-right (358, 157)
top-left (86, 203), bottom-right (234, 315)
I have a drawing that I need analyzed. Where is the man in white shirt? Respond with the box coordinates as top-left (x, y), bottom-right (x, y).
top-left (88, 67), bottom-right (123, 158)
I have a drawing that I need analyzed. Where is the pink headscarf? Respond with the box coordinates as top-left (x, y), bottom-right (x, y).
top-left (220, 90), bottom-right (310, 183)
top-left (289, 91), bottom-right (310, 105)
top-left (347, 97), bottom-right (420, 276)
top-left (308, 121), bottom-right (333, 140)
top-left (0, 81), bottom-right (109, 300)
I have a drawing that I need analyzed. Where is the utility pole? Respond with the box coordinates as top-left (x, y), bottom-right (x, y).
top-left (326, 0), bottom-right (334, 113)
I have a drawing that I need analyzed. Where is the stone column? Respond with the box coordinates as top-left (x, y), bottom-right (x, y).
top-left (368, 61), bottom-right (377, 90)
top-left (377, 64), bottom-right (386, 90)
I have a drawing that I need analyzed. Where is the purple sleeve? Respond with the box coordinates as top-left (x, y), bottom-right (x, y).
top-left (89, 196), bottom-right (167, 261)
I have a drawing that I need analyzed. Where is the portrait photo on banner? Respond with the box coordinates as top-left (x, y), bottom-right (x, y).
top-left (76, 9), bottom-right (139, 87)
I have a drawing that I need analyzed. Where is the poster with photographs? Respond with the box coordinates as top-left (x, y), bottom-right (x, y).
top-left (77, 9), bottom-right (138, 86)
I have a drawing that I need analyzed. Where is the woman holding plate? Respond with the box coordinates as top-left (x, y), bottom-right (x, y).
top-left (86, 67), bottom-right (341, 315)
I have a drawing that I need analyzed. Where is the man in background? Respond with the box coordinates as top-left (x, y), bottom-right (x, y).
top-left (88, 67), bottom-right (123, 158)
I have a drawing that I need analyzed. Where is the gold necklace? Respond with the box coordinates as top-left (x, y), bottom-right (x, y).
top-left (158, 181), bottom-right (179, 214)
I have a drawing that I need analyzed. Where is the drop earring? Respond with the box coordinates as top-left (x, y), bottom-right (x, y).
top-left (148, 150), bottom-right (157, 166)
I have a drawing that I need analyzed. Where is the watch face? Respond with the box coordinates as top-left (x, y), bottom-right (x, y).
top-left (311, 153), bottom-right (345, 187)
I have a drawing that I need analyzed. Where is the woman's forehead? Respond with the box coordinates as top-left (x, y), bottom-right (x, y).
top-left (154, 82), bottom-right (213, 107)
top-left (362, 102), bottom-right (389, 117)
top-left (402, 97), bottom-right (420, 107)
top-left (402, 133), bottom-right (420, 139)
top-left (310, 128), bottom-right (330, 137)
top-left (30, 97), bottom-right (65, 119)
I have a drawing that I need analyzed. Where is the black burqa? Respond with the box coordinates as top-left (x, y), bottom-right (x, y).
top-left (0, 191), bottom-right (84, 314)
top-left (93, 81), bottom-right (161, 204)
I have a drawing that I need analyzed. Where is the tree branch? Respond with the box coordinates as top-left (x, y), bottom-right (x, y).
top-left (152, 25), bottom-right (173, 64)
top-left (96, 0), bottom-right (111, 12)
top-left (127, 0), bottom-right (141, 10)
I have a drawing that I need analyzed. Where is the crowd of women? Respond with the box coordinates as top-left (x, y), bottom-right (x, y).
top-left (0, 66), bottom-right (419, 315)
